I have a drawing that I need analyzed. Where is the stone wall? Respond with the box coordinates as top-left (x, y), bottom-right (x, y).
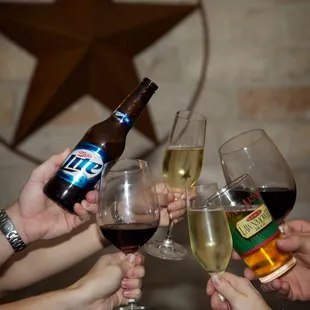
top-left (1, 0), bottom-right (310, 309)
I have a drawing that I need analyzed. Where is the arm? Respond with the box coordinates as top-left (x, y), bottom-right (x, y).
top-left (0, 287), bottom-right (81, 310)
top-left (0, 219), bottom-right (104, 294)
top-left (0, 252), bottom-right (144, 310)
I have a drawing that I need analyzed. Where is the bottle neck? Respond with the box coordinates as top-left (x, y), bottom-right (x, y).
top-left (111, 82), bottom-right (156, 131)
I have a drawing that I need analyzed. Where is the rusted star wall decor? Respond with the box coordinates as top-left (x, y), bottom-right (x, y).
top-left (0, 0), bottom-right (197, 147)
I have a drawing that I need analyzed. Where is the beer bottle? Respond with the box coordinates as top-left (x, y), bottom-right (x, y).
top-left (43, 77), bottom-right (158, 214)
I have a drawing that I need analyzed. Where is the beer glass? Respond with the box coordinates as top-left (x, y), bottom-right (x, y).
top-left (187, 183), bottom-right (231, 302)
top-left (219, 129), bottom-right (296, 227)
top-left (208, 174), bottom-right (296, 283)
top-left (145, 110), bottom-right (207, 260)
top-left (97, 159), bottom-right (160, 310)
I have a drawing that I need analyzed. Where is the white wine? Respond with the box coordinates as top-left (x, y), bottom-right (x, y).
top-left (188, 208), bottom-right (232, 275)
top-left (162, 146), bottom-right (203, 190)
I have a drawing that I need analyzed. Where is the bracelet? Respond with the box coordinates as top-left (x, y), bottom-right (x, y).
top-left (0, 209), bottom-right (27, 252)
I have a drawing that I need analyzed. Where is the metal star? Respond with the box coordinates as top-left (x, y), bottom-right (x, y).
top-left (0, 0), bottom-right (197, 146)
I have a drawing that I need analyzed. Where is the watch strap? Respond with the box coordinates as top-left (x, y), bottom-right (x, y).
top-left (0, 209), bottom-right (27, 252)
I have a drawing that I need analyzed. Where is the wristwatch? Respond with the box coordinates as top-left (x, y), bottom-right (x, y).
top-left (0, 209), bottom-right (27, 252)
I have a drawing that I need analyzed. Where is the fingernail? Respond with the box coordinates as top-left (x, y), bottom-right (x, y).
top-left (126, 254), bottom-right (135, 264)
top-left (121, 279), bottom-right (129, 287)
top-left (211, 274), bottom-right (222, 287)
top-left (123, 290), bottom-right (130, 297)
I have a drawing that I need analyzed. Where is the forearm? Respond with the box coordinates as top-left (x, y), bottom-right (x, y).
top-left (0, 287), bottom-right (84, 310)
top-left (0, 220), bottom-right (108, 293)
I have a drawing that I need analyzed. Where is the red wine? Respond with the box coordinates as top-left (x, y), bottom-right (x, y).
top-left (100, 223), bottom-right (158, 254)
top-left (230, 188), bottom-right (296, 224)
top-left (259, 188), bottom-right (296, 224)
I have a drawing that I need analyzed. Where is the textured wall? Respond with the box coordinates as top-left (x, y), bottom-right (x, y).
top-left (1, 0), bottom-right (310, 309)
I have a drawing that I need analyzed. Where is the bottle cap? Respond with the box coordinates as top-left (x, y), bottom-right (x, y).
top-left (142, 77), bottom-right (158, 92)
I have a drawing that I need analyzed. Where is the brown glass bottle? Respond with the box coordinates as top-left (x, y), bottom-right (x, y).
top-left (43, 77), bottom-right (158, 214)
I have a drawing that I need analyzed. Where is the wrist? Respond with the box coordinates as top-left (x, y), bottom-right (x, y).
top-left (68, 281), bottom-right (105, 310)
top-left (5, 202), bottom-right (30, 244)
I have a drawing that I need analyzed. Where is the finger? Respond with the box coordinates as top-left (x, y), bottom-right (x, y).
top-left (261, 279), bottom-right (282, 293)
top-left (206, 278), bottom-right (217, 296)
top-left (276, 234), bottom-right (310, 254)
top-left (121, 278), bottom-right (142, 290)
top-left (123, 288), bottom-right (142, 300)
top-left (173, 216), bottom-right (184, 224)
top-left (221, 272), bottom-right (255, 295)
top-left (244, 268), bottom-right (257, 281)
top-left (284, 220), bottom-right (310, 234)
top-left (169, 209), bottom-right (186, 221)
top-left (98, 252), bottom-right (126, 268)
top-left (85, 190), bottom-right (100, 204)
top-left (211, 274), bottom-right (239, 303)
top-left (80, 199), bottom-right (98, 214)
top-left (73, 203), bottom-right (91, 223)
top-left (231, 250), bottom-right (242, 260)
top-left (210, 292), bottom-right (230, 310)
top-left (134, 253), bottom-right (145, 266)
top-left (127, 265), bottom-right (145, 279)
top-left (31, 148), bottom-right (71, 182)
top-left (278, 281), bottom-right (290, 298)
top-left (167, 199), bottom-right (186, 212)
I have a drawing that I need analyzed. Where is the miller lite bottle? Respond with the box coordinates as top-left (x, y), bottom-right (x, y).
top-left (43, 77), bottom-right (158, 214)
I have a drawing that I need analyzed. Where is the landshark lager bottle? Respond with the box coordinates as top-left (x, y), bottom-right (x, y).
top-left (43, 77), bottom-right (158, 214)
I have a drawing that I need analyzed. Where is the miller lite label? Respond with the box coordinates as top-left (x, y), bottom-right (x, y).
top-left (56, 142), bottom-right (109, 189)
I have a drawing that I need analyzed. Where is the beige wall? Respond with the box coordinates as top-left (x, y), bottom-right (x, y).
top-left (1, 0), bottom-right (310, 309)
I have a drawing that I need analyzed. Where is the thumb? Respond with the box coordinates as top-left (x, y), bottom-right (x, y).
top-left (276, 234), bottom-right (310, 254)
top-left (31, 148), bottom-right (71, 182)
top-left (211, 274), bottom-right (238, 304)
top-left (119, 254), bottom-right (136, 276)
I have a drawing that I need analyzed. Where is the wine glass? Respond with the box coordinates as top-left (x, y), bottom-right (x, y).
top-left (219, 129), bottom-right (296, 229)
top-left (145, 110), bottom-right (207, 260)
top-left (97, 159), bottom-right (160, 310)
top-left (187, 183), bottom-right (231, 301)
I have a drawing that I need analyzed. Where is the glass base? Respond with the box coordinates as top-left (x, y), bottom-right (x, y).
top-left (114, 306), bottom-right (155, 310)
top-left (258, 256), bottom-right (296, 283)
top-left (144, 239), bottom-right (187, 261)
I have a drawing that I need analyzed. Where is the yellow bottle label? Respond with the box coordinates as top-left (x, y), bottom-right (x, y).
top-left (236, 204), bottom-right (273, 239)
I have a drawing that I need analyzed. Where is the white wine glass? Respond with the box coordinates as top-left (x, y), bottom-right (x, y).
top-left (145, 110), bottom-right (207, 260)
top-left (187, 183), bottom-right (232, 301)
top-left (97, 159), bottom-right (160, 310)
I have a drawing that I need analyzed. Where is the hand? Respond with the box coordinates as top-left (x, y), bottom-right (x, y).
top-left (7, 149), bottom-right (99, 244)
top-left (85, 182), bottom-right (187, 228)
top-left (232, 219), bottom-right (310, 301)
top-left (72, 252), bottom-right (145, 310)
top-left (206, 273), bottom-right (271, 310)
top-left (155, 182), bottom-right (186, 227)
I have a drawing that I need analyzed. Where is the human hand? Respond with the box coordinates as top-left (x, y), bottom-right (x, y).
top-left (71, 252), bottom-right (145, 310)
top-left (155, 183), bottom-right (186, 227)
top-left (206, 272), bottom-right (271, 310)
top-left (6, 149), bottom-right (99, 244)
top-left (232, 219), bottom-right (310, 301)
top-left (84, 182), bottom-right (187, 228)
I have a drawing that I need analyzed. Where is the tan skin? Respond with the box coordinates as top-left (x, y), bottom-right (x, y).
top-left (0, 149), bottom-right (186, 294)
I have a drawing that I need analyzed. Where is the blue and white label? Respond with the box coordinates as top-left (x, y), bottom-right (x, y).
top-left (57, 142), bottom-right (109, 189)
top-left (113, 109), bottom-right (134, 128)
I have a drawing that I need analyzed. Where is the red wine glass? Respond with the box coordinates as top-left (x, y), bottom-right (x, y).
top-left (219, 129), bottom-right (296, 228)
top-left (97, 159), bottom-right (160, 310)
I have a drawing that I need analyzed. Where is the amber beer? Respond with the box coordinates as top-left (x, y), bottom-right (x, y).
top-left (210, 174), bottom-right (296, 283)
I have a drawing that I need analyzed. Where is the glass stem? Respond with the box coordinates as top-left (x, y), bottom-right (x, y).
top-left (165, 219), bottom-right (174, 241)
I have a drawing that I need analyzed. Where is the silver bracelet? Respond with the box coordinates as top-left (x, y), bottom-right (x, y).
top-left (0, 209), bottom-right (27, 252)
